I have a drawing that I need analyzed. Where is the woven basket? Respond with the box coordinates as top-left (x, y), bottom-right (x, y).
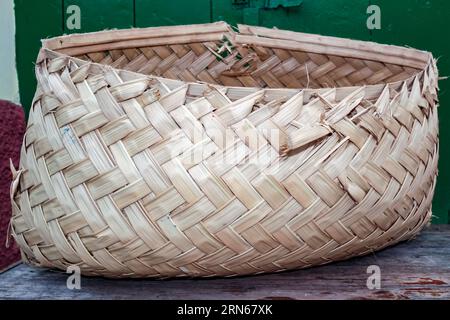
top-left (11, 22), bottom-right (440, 278)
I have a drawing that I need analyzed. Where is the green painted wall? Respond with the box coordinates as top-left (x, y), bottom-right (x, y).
top-left (14, 0), bottom-right (450, 223)
top-left (135, 0), bottom-right (211, 26)
top-left (15, 0), bottom-right (62, 118)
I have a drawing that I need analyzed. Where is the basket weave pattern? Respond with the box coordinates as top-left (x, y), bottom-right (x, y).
top-left (11, 23), bottom-right (439, 278)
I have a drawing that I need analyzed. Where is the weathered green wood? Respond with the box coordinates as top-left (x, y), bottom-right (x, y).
top-left (261, 0), bottom-right (369, 40)
top-left (135, 0), bottom-right (211, 27)
top-left (212, 0), bottom-right (371, 41)
top-left (15, 0), bottom-right (63, 116)
top-left (212, 0), bottom-right (243, 25)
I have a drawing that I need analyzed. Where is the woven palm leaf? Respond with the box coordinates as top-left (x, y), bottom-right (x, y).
top-left (10, 22), bottom-right (439, 278)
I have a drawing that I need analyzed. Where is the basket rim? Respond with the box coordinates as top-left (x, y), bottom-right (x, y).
top-left (42, 21), bottom-right (432, 70)
top-left (39, 47), bottom-right (433, 104)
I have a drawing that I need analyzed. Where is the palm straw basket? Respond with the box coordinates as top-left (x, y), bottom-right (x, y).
top-left (10, 22), bottom-right (440, 278)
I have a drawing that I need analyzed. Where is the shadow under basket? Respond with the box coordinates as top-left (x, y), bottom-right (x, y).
top-left (11, 22), bottom-right (440, 278)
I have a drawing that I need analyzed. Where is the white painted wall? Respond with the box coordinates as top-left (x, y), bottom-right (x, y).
top-left (0, 0), bottom-right (20, 104)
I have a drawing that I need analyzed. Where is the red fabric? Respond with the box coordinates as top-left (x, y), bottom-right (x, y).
top-left (0, 100), bottom-right (25, 272)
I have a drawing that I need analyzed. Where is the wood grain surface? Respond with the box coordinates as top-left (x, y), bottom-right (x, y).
top-left (1, 225), bottom-right (448, 300)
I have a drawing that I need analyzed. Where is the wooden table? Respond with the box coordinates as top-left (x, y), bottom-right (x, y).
top-left (1, 225), bottom-right (449, 300)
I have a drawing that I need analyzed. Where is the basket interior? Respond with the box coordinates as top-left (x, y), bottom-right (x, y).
top-left (43, 22), bottom-right (430, 90)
